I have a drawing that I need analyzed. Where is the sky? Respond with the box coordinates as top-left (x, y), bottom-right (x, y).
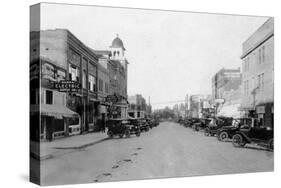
top-left (37, 3), bottom-right (268, 109)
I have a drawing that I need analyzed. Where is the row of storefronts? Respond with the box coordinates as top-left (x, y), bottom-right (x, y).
top-left (211, 18), bottom-right (274, 129)
top-left (30, 29), bottom-right (129, 141)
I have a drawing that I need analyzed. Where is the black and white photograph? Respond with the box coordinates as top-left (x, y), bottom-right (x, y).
top-left (29, 2), bottom-right (274, 186)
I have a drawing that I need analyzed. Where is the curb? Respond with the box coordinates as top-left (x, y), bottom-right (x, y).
top-left (31, 137), bottom-right (109, 161)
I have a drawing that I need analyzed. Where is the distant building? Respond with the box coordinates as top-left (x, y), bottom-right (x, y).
top-left (189, 95), bottom-right (203, 118)
top-left (93, 35), bottom-right (129, 120)
top-left (240, 18), bottom-right (274, 128)
top-left (128, 94), bottom-right (147, 119)
top-left (212, 68), bottom-right (242, 101)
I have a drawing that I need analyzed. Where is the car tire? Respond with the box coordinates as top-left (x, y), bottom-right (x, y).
top-left (136, 132), bottom-right (140, 137)
top-left (232, 134), bottom-right (246, 147)
top-left (204, 128), bottom-right (210, 136)
top-left (219, 131), bottom-right (228, 142)
top-left (125, 130), bottom-right (130, 138)
top-left (107, 131), bottom-right (114, 138)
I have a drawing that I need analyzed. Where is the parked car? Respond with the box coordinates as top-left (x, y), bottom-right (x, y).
top-left (139, 119), bottom-right (150, 132)
top-left (107, 119), bottom-right (140, 138)
top-left (204, 116), bottom-right (233, 136)
top-left (232, 126), bottom-right (273, 150)
top-left (217, 118), bottom-right (252, 141)
top-left (183, 118), bottom-right (197, 128)
top-left (193, 118), bottom-right (212, 131)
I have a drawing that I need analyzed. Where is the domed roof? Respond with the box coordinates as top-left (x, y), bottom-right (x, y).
top-left (110, 34), bottom-right (125, 50)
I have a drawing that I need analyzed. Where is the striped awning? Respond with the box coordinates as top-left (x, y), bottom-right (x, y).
top-left (30, 104), bottom-right (79, 118)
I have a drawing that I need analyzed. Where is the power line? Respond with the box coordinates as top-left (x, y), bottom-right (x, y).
top-left (151, 100), bottom-right (186, 105)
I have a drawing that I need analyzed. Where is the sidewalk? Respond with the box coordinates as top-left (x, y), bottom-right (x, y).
top-left (30, 132), bottom-right (108, 161)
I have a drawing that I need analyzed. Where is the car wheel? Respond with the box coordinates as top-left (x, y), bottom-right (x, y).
top-left (268, 138), bottom-right (273, 150)
top-left (107, 131), bottom-right (114, 138)
top-left (219, 131), bottom-right (228, 142)
top-left (204, 128), bottom-right (210, 136)
top-left (136, 132), bottom-right (140, 137)
top-left (125, 130), bottom-right (130, 138)
top-left (232, 134), bottom-right (246, 147)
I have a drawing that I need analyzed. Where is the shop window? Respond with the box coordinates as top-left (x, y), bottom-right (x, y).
top-left (69, 117), bottom-right (79, 125)
top-left (54, 119), bottom-right (64, 132)
top-left (46, 90), bottom-right (53, 104)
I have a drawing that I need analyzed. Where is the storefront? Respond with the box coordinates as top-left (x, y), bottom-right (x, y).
top-left (256, 103), bottom-right (274, 128)
top-left (31, 104), bottom-right (80, 141)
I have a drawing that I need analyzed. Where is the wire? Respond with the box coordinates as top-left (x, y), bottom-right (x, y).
top-left (151, 100), bottom-right (186, 105)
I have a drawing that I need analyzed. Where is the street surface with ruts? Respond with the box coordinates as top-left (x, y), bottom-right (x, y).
top-left (40, 121), bottom-right (273, 185)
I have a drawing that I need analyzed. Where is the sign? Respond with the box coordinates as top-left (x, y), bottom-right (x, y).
top-left (53, 80), bottom-right (81, 92)
top-left (256, 106), bottom-right (265, 114)
top-left (214, 98), bottom-right (225, 104)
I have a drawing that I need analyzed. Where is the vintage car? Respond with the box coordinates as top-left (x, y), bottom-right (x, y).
top-left (107, 119), bottom-right (141, 138)
top-left (232, 126), bottom-right (273, 150)
top-left (217, 118), bottom-right (252, 141)
top-left (204, 116), bottom-right (233, 136)
top-left (139, 118), bottom-right (150, 132)
top-left (192, 118), bottom-right (212, 131)
top-left (183, 118), bottom-right (196, 128)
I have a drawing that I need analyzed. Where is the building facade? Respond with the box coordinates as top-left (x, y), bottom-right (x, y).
top-left (212, 68), bottom-right (242, 101)
top-left (240, 18), bottom-right (274, 128)
top-left (128, 95), bottom-right (147, 119)
top-left (30, 29), bottom-right (100, 140)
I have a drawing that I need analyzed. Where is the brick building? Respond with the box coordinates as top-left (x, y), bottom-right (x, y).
top-left (128, 94), bottom-right (147, 119)
top-left (30, 29), bottom-right (100, 140)
top-left (240, 18), bottom-right (274, 128)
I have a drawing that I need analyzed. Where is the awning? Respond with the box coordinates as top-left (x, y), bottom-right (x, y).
top-left (30, 104), bottom-right (79, 118)
top-left (217, 104), bottom-right (242, 118)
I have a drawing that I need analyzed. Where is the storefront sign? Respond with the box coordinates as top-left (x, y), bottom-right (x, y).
top-left (256, 106), bottom-right (265, 114)
top-left (53, 80), bottom-right (81, 92)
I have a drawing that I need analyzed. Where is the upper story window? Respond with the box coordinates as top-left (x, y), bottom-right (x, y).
top-left (42, 63), bottom-right (55, 81)
top-left (105, 82), bottom-right (109, 93)
top-left (82, 70), bottom-right (87, 89)
top-left (69, 64), bottom-right (80, 82)
top-left (243, 57), bottom-right (250, 72)
top-left (258, 73), bottom-right (265, 91)
top-left (88, 74), bottom-right (96, 92)
top-left (258, 46), bottom-right (266, 64)
top-left (99, 79), bottom-right (103, 92)
top-left (56, 69), bottom-right (66, 81)
top-left (244, 80), bottom-right (249, 96)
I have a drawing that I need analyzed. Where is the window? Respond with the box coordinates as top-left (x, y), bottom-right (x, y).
top-left (244, 80), bottom-right (249, 96)
top-left (258, 73), bottom-right (265, 91)
top-left (99, 79), bottom-right (103, 92)
top-left (105, 82), bottom-right (109, 93)
top-left (46, 90), bottom-right (53, 104)
top-left (261, 46), bottom-right (265, 63)
top-left (42, 63), bottom-right (55, 80)
top-left (244, 57), bottom-right (250, 72)
top-left (258, 46), bottom-right (265, 64)
top-left (56, 69), bottom-right (66, 81)
top-left (68, 64), bottom-right (80, 82)
top-left (82, 70), bottom-right (87, 89)
top-left (88, 74), bottom-right (96, 92)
